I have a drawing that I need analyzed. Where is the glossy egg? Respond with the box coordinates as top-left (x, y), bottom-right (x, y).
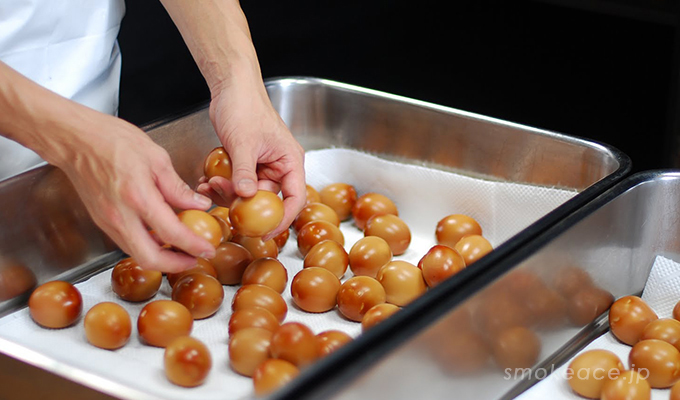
top-left (601, 370), bottom-right (651, 400)
top-left (336, 276), bottom-right (386, 322)
top-left (232, 284), bottom-right (288, 322)
top-left (567, 350), bottom-right (624, 398)
top-left (291, 267), bottom-right (341, 313)
top-left (305, 185), bottom-right (321, 205)
top-left (293, 202), bottom-right (340, 232)
top-left (454, 235), bottom-right (493, 265)
top-left (252, 358), bottom-right (300, 397)
top-left (418, 245), bottom-right (466, 287)
top-left (228, 307), bottom-right (280, 336)
top-left (376, 261), bottom-right (427, 307)
top-left (435, 214), bottom-right (482, 248)
top-left (671, 380), bottom-right (680, 400)
top-left (566, 286), bottom-right (614, 326)
top-left (364, 214), bottom-right (411, 255)
top-left (269, 322), bottom-right (320, 368)
top-left (111, 257), bottom-right (163, 302)
top-left (231, 234), bottom-right (279, 259)
top-left (210, 242), bottom-right (253, 285)
top-left (29, 280), bottom-right (82, 329)
top-left (178, 209), bottom-right (223, 248)
top-left (241, 258), bottom-right (288, 294)
top-left (0, 263), bottom-right (36, 301)
top-left (630, 339), bottom-right (680, 388)
top-left (84, 302), bottom-right (131, 350)
top-left (167, 258), bottom-right (218, 288)
top-left (303, 240), bottom-right (349, 279)
top-left (228, 327), bottom-right (273, 377)
top-left (319, 183), bottom-right (357, 221)
top-left (208, 206), bottom-right (234, 242)
top-left (164, 336), bottom-right (212, 387)
top-left (609, 296), bottom-right (658, 345)
top-left (230, 190), bottom-right (284, 238)
top-left (362, 303), bottom-right (400, 332)
top-left (273, 228), bottom-right (290, 250)
top-left (674, 300), bottom-right (680, 322)
top-left (317, 330), bottom-right (353, 357)
top-left (352, 193), bottom-right (398, 230)
top-left (640, 318), bottom-right (680, 351)
top-left (491, 326), bottom-right (541, 370)
top-left (203, 146), bottom-right (232, 180)
top-left (348, 236), bottom-right (392, 278)
top-left (296, 220), bottom-right (345, 257)
top-left (171, 273), bottom-right (224, 319)
top-left (137, 300), bottom-right (193, 347)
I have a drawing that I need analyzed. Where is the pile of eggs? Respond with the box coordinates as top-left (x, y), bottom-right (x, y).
top-left (26, 146), bottom-right (501, 396)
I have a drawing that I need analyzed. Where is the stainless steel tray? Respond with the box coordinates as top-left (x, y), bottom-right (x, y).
top-left (0, 77), bottom-right (630, 399)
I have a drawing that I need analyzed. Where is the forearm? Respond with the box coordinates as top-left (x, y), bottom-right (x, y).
top-left (158, 0), bottom-right (263, 97)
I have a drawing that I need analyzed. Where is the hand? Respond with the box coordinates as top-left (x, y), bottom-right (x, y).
top-left (197, 74), bottom-right (306, 241)
top-left (56, 112), bottom-right (217, 273)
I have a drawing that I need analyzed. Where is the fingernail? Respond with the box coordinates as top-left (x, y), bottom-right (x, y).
top-left (194, 192), bottom-right (212, 207)
top-left (238, 179), bottom-right (257, 193)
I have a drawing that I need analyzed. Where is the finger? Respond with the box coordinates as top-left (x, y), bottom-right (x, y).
top-left (257, 178), bottom-right (280, 194)
top-left (226, 146), bottom-right (258, 197)
top-left (208, 176), bottom-right (238, 206)
top-left (156, 167), bottom-right (212, 211)
top-left (196, 182), bottom-right (229, 207)
top-left (262, 168), bottom-right (306, 241)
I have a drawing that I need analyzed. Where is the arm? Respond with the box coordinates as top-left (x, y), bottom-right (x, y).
top-left (159, 0), bottom-right (306, 239)
top-left (0, 61), bottom-right (216, 272)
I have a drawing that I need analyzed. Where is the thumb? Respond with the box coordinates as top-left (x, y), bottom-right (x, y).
top-left (228, 148), bottom-right (258, 198)
top-left (157, 169), bottom-right (212, 210)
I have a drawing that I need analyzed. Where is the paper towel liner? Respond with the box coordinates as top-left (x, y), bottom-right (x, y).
top-left (0, 148), bottom-right (577, 400)
top-left (516, 255), bottom-right (680, 400)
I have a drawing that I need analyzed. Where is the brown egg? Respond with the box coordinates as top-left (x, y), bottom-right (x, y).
top-left (305, 185), bottom-right (321, 205)
top-left (241, 258), bottom-right (288, 294)
top-left (418, 245), bottom-right (466, 287)
top-left (317, 330), bottom-right (353, 357)
top-left (566, 286), bottom-right (615, 326)
top-left (164, 336), bottom-right (212, 388)
top-left (640, 318), bottom-right (680, 351)
top-left (293, 202), bottom-right (341, 232)
top-left (521, 287), bottom-right (567, 330)
top-left (630, 339), bottom-right (680, 388)
top-left (252, 358), bottom-right (300, 397)
top-left (210, 242), bottom-right (253, 285)
top-left (319, 183), bottom-right (357, 221)
top-left (228, 307), bottom-right (280, 336)
top-left (672, 380), bottom-right (680, 400)
top-left (348, 236), bottom-right (392, 278)
top-left (454, 235), bottom-right (493, 265)
top-left (552, 266), bottom-right (594, 298)
top-left (362, 303), bottom-right (400, 332)
top-left (376, 261), bottom-right (427, 307)
top-left (601, 370), bottom-right (651, 400)
top-left (232, 235), bottom-right (278, 260)
top-left (674, 300), bottom-right (680, 322)
top-left (291, 267), bottom-right (341, 313)
top-left (208, 206), bottom-right (234, 242)
top-left (364, 214), bottom-right (411, 255)
top-left (610, 296), bottom-right (658, 345)
top-left (137, 300), bottom-right (193, 347)
top-left (29, 281), bottom-right (82, 329)
top-left (229, 327), bottom-right (273, 377)
top-left (167, 258), bottom-right (218, 288)
top-left (110, 257), bottom-right (163, 302)
top-left (352, 193), bottom-right (398, 230)
top-left (435, 214), bottom-right (482, 248)
top-left (232, 284), bottom-right (288, 322)
top-left (491, 326), bottom-right (541, 370)
top-left (178, 209), bottom-right (223, 248)
top-left (273, 228), bottom-right (290, 250)
top-left (203, 146), bottom-right (232, 180)
top-left (434, 330), bottom-right (489, 375)
top-left (496, 269), bottom-right (546, 296)
top-left (84, 302), bottom-right (131, 350)
top-left (270, 322), bottom-right (320, 368)
top-left (473, 292), bottom-right (532, 335)
top-left (296, 220), bottom-right (345, 257)
top-left (0, 263), bottom-right (36, 301)
top-left (303, 240), bottom-right (349, 279)
top-left (171, 273), bottom-right (224, 319)
top-left (230, 190), bottom-right (284, 238)
top-left (567, 350), bottom-right (624, 398)
top-left (337, 276), bottom-right (386, 322)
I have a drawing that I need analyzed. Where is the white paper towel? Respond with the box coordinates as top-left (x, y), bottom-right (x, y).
top-left (0, 148), bottom-right (578, 400)
top-left (517, 255), bottom-right (680, 400)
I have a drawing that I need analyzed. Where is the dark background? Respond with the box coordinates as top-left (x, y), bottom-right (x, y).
top-left (118, 0), bottom-right (679, 174)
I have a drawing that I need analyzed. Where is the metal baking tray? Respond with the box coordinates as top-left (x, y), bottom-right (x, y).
top-left (0, 77), bottom-right (630, 398)
top-left (292, 171), bottom-right (676, 400)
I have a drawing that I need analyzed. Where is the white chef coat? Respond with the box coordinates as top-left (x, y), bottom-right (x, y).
top-left (0, 0), bottom-right (126, 180)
